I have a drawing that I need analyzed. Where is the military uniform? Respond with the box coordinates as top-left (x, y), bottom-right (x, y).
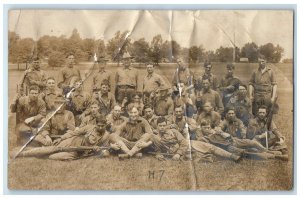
top-left (196, 110), bottom-right (221, 129)
top-left (143, 114), bottom-right (159, 130)
top-left (152, 96), bottom-right (174, 117)
top-left (227, 95), bottom-right (252, 126)
top-left (196, 89), bottom-right (224, 114)
top-left (247, 117), bottom-right (287, 152)
top-left (202, 73), bottom-right (219, 91)
top-left (167, 115), bottom-right (200, 139)
top-left (36, 110), bottom-right (76, 146)
top-left (249, 66), bottom-right (277, 115)
top-left (23, 69), bottom-right (47, 92)
top-left (218, 117), bottom-right (247, 139)
top-left (219, 75), bottom-right (241, 106)
top-left (115, 67), bottom-right (138, 103)
top-left (40, 87), bottom-right (63, 112)
top-left (10, 96), bottom-right (46, 145)
top-left (172, 68), bottom-right (193, 87)
top-left (143, 73), bottom-right (166, 104)
top-left (58, 66), bottom-right (81, 94)
top-left (93, 70), bottom-right (113, 91)
top-left (20, 125), bottom-right (111, 160)
top-left (66, 89), bottom-right (90, 126)
top-left (106, 114), bottom-right (128, 133)
top-left (109, 117), bottom-right (153, 155)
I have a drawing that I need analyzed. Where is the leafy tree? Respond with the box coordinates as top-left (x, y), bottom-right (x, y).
top-left (259, 43), bottom-right (284, 63)
top-left (241, 42), bottom-right (259, 62)
top-left (131, 38), bottom-right (150, 63)
top-left (48, 51), bottom-right (65, 68)
top-left (188, 45), bottom-right (205, 63)
top-left (106, 31), bottom-right (131, 62)
top-left (215, 46), bottom-right (234, 62)
top-left (149, 35), bottom-right (163, 65)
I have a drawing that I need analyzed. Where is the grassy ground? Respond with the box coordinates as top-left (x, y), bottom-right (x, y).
top-left (7, 62), bottom-right (294, 190)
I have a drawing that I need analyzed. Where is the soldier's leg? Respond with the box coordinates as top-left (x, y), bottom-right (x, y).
top-left (19, 146), bottom-right (57, 157)
top-left (16, 123), bottom-right (32, 146)
top-left (49, 152), bottom-right (77, 160)
top-left (232, 137), bottom-right (267, 152)
top-left (109, 133), bottom-right (131, 154)
top-left (127, 133), bottom-right (153, 156)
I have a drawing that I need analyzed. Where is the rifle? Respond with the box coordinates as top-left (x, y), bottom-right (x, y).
top-left (264, 96), bottom-right (278, 150)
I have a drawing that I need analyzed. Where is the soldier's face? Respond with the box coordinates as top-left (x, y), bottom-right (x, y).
top-left (96, 123), bottom-right (106, 133)
top-left (259, 60), bottom-right (266, 68)
top-left (67, 55), bottom-right (75, 67)
top-left (226, 110), bottom-right (235, 121)
top-left (202, 80), bottom-right (210, 90)
top-left (203, 103), bottom-right (212, 112)
top-left (201, 125), bottom-right (211, 135)
top-left (101, 85), bottom-right (108, 94)
top-left (227, 68), bottom-right (234, 76)
top-left (29, 90), bottom-right (39, 101)
top-left (113, 106), bottom-right (121, 118)
top-left (98, 63), bottom-right (106, 70)
top-left (237, 86), bottom-right (247, 98)
top-left (147, 65), bottom-right (154, 74)
top-left (32, 61), bottom-right (40, 70)
top-left (46, 79), bottom-right (56, 89)
top-left (157, 122), bottom-right (167, 134)
top-left (175, 108), bottom-right (183, 119)
top-left (205, 65), bottom-right (212, 73)
top-left (144, 108), bottom-right (153, 118)
top-left (258, 108), bottom-right (267, 120)
top-left (129, 107), bottom-right (139, 121)
top-left (90, 104), bottom-right (99, 115)
top-left (133, 95), bottom-right (140, 103)
top-left (123, 58), bottom-right (131, 67)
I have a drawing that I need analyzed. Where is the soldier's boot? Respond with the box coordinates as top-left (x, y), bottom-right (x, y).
top-left (118, 154), bottom-right (130, 160)
top-left (127, 146), bottom-right (141, 157)
top-left (230, 154), bottom-right (242, 162)
top-left (134, 153), bottom-right (143, 159)
top-left (17, 146), bottom-right (57, 158)
top-left (274, 154), bottom-right (289, 161)
top-left (116, 141), bottom-right (130, 154)
top-left (101, 150), bottom-right (110, 158)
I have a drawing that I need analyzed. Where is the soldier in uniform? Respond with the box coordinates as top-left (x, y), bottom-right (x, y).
top-left (92, 55), bottom-right (113, 92)
top-left (10, 85), bottom-right (46, 145)
top-left (196, 102), bottom-right (221, 129)
top-left (142, 63), bottom-right (166, 105)
top-left (217, 107), bottom-right (247, 139)
top-left (79, 101), bottom-right (102, 127)
top-left (247, 106), bottom-right (288, 155)
top-left (227, 84), bottom-right (252, 126)
top-left (195, 119), bottom-right (287, 161)
top-left (35, 97), bottom-right (75, 146)
top-left (115, 52), bottom-right (138, 104)
top-left (127, 92), bottom-right (144, 116)
top-left (19, 114), bottom-right (111, 161)
top-left (109, 104), bottom-right (153, 158)
top-left (106, 105), bottom-right (128, 133)
top-left (150, 86), bottom-right (174, 117)
top-left (66, 78), bottom-right (90, 126)
top-left (201, 62), bottom-right (219, 91)
top-left (152, 117), bottom-right (241, 162)
top-left (195, 78), bottom-right (224, 115)
top-left (167, 105), bottom-right (200, 140)
top-left (249, 56), bottom-right (278, 116)
top-left (94, 80), bottom-right (116, 116)
top-left (219, 63), bottom-right (242, 106)
top-left (143, 105), bottom-right (159, 130)
top-left (23, 57), bottom-right (47, 93)
top-left (172, 58), bottom-right (193, 94)
top-left (58, 53), bottom-right (81, 95)
top-left (40, 76), bottom-right (63, 112)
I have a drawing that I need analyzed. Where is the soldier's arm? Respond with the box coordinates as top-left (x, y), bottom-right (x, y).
top-left (67, 112), bottom-right (76, 131)
top-left (248, 72), bottom-right (256, 100)
top-left (61, 125), bottom-right (92, 140)
top-left (34, 101), bottom-right (47, 122)
top-left (174, 130), bottom-right (189, 156)
top-left (216, 93), bottom-right (224, 114)
top-left (238, 120), bottom-right (247, 139)
top-left (270, 121), bottom-right (284, 139)
top-left (167, 99), bottom-right (174, 116)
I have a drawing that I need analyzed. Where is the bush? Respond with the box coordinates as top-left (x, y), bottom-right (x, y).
top-left (48, 51), bottom-right (65, 68)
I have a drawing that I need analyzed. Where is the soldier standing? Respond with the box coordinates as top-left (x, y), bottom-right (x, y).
top-left (92, 55), bottom-right (113, 92)
top-left (58, 53), bottom-right (81, 95)
top-left (249, 56), bottom-right (278, 116)
top-left (142, 63), bottom-right (166, 105)
top-left (201, 62), bottom-right (219, 91)
top-left (115, 52), bottom-right (138, 104)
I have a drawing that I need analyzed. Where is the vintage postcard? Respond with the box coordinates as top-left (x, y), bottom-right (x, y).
top-left (7, 9), bottom-right (294, 190)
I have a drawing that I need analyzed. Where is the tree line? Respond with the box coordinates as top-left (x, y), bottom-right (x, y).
top-left (8, 29), bottom-right (285, 67)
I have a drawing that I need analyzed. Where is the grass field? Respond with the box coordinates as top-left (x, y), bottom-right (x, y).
top-left (7, 62), bottom-right (294, 191)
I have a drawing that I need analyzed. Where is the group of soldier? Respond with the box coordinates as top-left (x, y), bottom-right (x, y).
top-left (11, 51), bottom-right (289, 162)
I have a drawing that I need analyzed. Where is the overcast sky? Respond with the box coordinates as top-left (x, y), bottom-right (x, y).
top-left (8, 10), bottom-right (294, 58)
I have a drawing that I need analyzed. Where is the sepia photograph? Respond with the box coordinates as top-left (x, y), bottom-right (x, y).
top-left (7, 9), bottom-right (294, 191)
